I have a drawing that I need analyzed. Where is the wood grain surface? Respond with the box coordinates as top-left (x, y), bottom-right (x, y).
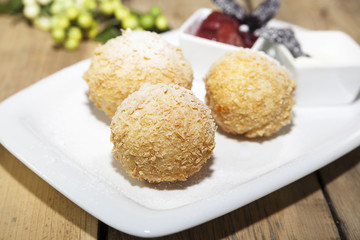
top-left (1, 0), bottom-right (359, 239)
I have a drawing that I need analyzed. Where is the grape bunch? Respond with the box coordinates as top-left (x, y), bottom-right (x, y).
top-left (21, 0), bottom-right (169, 50)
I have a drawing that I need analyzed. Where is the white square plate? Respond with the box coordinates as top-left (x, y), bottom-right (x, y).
top-left (1, 31), bottom-right (360, 238)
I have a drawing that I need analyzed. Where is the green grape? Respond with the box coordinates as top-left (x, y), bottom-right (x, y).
top-left (82, 0), bottom-right (96, 11)
top-left (87, 22), bottom-right (99, 38)
top-left (21, 0), bottom-right (168, 50)
top-left (61, 0), bottom-right (73, 9)
top-left (56, 15), bottom-right (70, 29)
top-left (23, 3), bottom-right (41, 19)
top-left (149, 5), bottom-right (161, 17)
top-left (65, 6), bottom-right (79, 20)
top-left (155, 15), bottom-right (168, 31)
top-left (122, 14), bottom-right (139, 29)
top-left (112, 0), bottom-right (122, 10)
top-left (50, 2), bottom-right (63, 15)
top-left (64, 38), bottom-right (80, 50)
top-left (67, 26), bottom-right (82, 40)
top-left (114, 5), bottom-right (130, 21)
top-left (51, 28), bottom-right (66, 42)
top-left (50, 15), bottom-right (59, 28)
top-left (34, 16), bottom-right (51, 31)
top-left (139, 14), bottom-right (154, 30)
top-left (77, 13), bottom-right (93, 29)
top-left (100, 1), bottom-right (114, 15)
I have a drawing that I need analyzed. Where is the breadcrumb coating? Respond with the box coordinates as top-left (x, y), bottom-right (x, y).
top-left (83, 30), bottom-right (193, 118)
top-left (110, 83), bottom-right (216, 183)
top-left (204, 48), bottom-right (296, 137)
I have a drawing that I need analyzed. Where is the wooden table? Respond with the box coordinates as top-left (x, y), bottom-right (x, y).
top-left (1, 0), bottom-right (359, 239)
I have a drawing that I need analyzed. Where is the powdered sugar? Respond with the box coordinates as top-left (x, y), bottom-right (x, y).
top-left (101, 30), bottom-right (179, 67)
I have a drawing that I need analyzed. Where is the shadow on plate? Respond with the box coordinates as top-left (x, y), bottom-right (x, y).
top-left (354, 90), bottom-right (360, 102)
top-left (85, 94), bottom-right (111, 126)
top-left (111, 155), bottom-right (214, 190)
top-left (216, 120), bottom-right (294, 143)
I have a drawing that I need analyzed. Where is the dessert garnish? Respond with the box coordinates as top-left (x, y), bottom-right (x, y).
top-left (195, 11), bottom-right (258, 48)
top-left (213, 0), bottom-right (308, 57)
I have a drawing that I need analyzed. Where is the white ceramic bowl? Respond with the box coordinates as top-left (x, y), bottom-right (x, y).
top-left (266, 26), bottom-right (360, 106)
top-left (179, 8), bottom-right (360, 106)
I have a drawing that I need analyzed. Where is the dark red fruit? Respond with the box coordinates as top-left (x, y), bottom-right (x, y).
top-left (199, 12), bottom-right (222, 31)
top-left (196, 29), bottom-right (216, 40)
top-left (217, 22), bottom-right (244, 46)
top-left (194, 11), bottom-right (257, 48)
top-left (239, 31), bottom-right (258, 48)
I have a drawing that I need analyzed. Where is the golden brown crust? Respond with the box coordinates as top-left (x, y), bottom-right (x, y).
top-left (110, 83), bottom-right (216, 183)
top-left (83, 30), bottom-right (193, 118)
top-left (204, 48), bottom-right (296, 137)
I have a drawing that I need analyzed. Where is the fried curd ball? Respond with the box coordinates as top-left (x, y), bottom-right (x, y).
top-left (110, 83), bottom-right (216, 183)
top-left (83, 30), bottom-right (193, 118)
top-left (204, 49), bottom-right (296, 137)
